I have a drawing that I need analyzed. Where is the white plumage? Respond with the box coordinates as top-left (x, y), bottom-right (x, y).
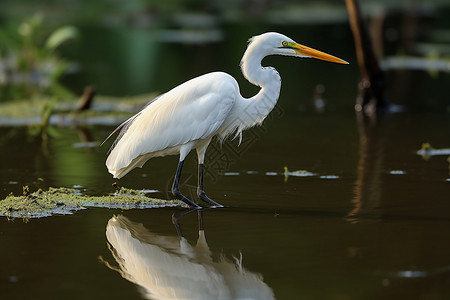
top-left (103, 32), bottom-right (348, 207)
top-left (106, 72), bottom-right (238, 179)
top-left (104, 215), bottom-right (275, 300)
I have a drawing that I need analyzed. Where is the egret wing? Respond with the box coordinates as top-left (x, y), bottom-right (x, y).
top-left (106, 72), bottom-right (238, 175)
top-left (101, 95), bottom-right (162, 151)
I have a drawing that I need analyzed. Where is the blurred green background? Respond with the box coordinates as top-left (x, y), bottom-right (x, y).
top-left (1, 0), bottom-right (449, 112)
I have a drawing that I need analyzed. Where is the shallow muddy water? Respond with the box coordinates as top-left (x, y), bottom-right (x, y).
top-left (1, 110), bottom-right (449, 299)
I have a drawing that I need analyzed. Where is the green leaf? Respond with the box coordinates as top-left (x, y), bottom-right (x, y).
top-left (45, 26), bottom-right (78, 51)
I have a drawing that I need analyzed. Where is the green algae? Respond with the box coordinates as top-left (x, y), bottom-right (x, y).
top-left (417, 143), bottom-right (450, 160)
top-left (283, 166), bottom-right (316, 182)
top-left (0, 186), bottom-right (185, 219)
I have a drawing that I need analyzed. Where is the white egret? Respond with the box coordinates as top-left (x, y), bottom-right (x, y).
top-left (103, 32), bottom-right (348, 208)
top-left (104, 214), bottom-right (275, 300)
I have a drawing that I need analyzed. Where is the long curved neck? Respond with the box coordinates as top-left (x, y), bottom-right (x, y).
top-left (239, 46), bottom-right (281, 125)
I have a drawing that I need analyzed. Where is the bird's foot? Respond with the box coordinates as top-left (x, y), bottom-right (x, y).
top-left (198, 190), bottom-right (224, 208)
top-left (173, 189), bottom-right (201, 209)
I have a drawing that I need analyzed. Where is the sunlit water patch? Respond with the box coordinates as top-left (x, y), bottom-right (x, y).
top-left (389, 170), bottom-right (406, 175)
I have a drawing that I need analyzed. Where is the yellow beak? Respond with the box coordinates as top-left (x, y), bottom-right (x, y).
top-left (293, 43), bottom-right (348, 64)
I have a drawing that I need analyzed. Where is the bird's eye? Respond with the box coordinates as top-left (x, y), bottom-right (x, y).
top-left (282, 41), bottom-right (288, 47)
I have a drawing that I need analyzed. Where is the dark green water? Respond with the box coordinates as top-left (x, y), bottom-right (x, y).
top-left (1, 15), bottom-right (450, 300)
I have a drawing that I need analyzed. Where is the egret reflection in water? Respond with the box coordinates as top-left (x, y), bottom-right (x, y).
top-left (103, 211), bottom-right (275, 300)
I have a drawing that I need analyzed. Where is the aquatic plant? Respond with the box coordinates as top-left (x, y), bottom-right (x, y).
top-left (0, 14), bottom-right (78, 101)
top-left (1, 186), bottom-right (183, 219)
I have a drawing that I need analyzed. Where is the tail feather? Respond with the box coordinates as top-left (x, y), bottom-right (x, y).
top-left (101, 94), bottom-right (163, 153)
top-left (101, 112), bottom-right (142, 154)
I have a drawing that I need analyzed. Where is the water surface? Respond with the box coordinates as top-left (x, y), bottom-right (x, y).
top-left (1, 110), bottom-right (449, 299)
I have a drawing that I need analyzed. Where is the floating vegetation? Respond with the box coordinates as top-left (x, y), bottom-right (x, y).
top-left (0, 186), bottom-right (184, 219)
top-left (283, 166), bottom-right (316, 181)
top-left (417, 143), bottom-right (450, 160)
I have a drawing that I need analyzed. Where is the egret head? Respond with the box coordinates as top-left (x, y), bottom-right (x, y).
top-left (248, 32), bottom-right (348, 64)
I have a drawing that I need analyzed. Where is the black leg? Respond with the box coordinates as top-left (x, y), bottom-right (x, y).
top-left (198, 209), bottom-right (204, 230)
top-left (171, 207), bottom-right (199, 238)
top-left (172, 160), bottom-right (201, 208)
top-left (197, 163), bottom-right (223, 207)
